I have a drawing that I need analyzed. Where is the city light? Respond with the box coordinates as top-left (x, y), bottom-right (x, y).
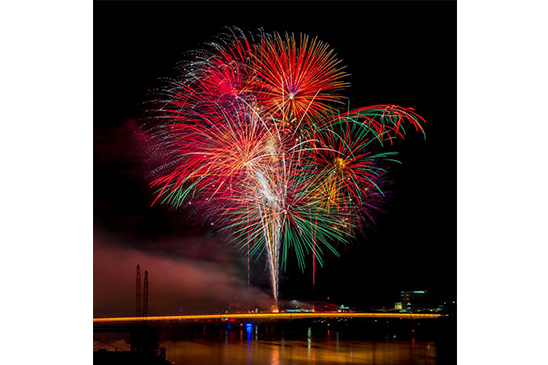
top-left (93, 312), bottom-right (443, 323)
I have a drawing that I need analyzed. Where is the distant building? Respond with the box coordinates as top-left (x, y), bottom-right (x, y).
top-left (400, 290), bottom-right (429, 312)
top-left (394, 302), bottom-right (403, 310)
top-left (284, 299), bottom-right (315, 313)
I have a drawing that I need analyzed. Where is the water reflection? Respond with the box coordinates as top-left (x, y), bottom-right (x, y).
top-left (161, 332), bottom-right (436, 365)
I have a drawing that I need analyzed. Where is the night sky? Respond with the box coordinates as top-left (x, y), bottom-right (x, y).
top-left (94, 1), bottom-right (456, 317)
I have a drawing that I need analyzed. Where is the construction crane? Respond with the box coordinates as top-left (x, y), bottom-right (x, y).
top-left (143, 270), bottom-right (149, 320)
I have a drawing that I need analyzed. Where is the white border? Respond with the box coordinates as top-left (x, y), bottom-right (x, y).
top-left (458, 0), bottom-right (548, 364)
top-left (1, 0), bottom-right (93, 364)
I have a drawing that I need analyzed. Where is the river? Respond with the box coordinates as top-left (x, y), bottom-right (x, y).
top-left (160, 326), bottom-right (437, 365)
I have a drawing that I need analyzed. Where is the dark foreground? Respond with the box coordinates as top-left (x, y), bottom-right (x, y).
top-left (94, 317), bottom-right (456, 365)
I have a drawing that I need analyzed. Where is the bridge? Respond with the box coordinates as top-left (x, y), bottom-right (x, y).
top-left (93, 312), bottom-right (443, 323)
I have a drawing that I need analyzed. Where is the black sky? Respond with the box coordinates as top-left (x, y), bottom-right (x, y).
top-left (94, 1), bottom-right (456, 315)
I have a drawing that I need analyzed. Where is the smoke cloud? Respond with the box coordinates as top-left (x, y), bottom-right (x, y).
top-left (94, 235), bottom-right (271, 317)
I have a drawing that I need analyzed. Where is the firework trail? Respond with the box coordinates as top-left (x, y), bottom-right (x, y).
top-left (146, 28), bottom-right (425, 307)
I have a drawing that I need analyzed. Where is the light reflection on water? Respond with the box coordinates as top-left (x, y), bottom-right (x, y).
top-left (160, 328), bottom-right (436, 365)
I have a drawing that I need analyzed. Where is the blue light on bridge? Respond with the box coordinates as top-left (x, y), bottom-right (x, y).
top-left (246, 323), bottom-right (252, 341)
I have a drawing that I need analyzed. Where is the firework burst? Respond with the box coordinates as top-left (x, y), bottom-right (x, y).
top-left (146, 28), bottom-right (425, 307)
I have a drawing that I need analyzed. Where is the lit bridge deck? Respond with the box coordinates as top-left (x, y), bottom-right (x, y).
top-left (93, 312), bottom-right (443, 323)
